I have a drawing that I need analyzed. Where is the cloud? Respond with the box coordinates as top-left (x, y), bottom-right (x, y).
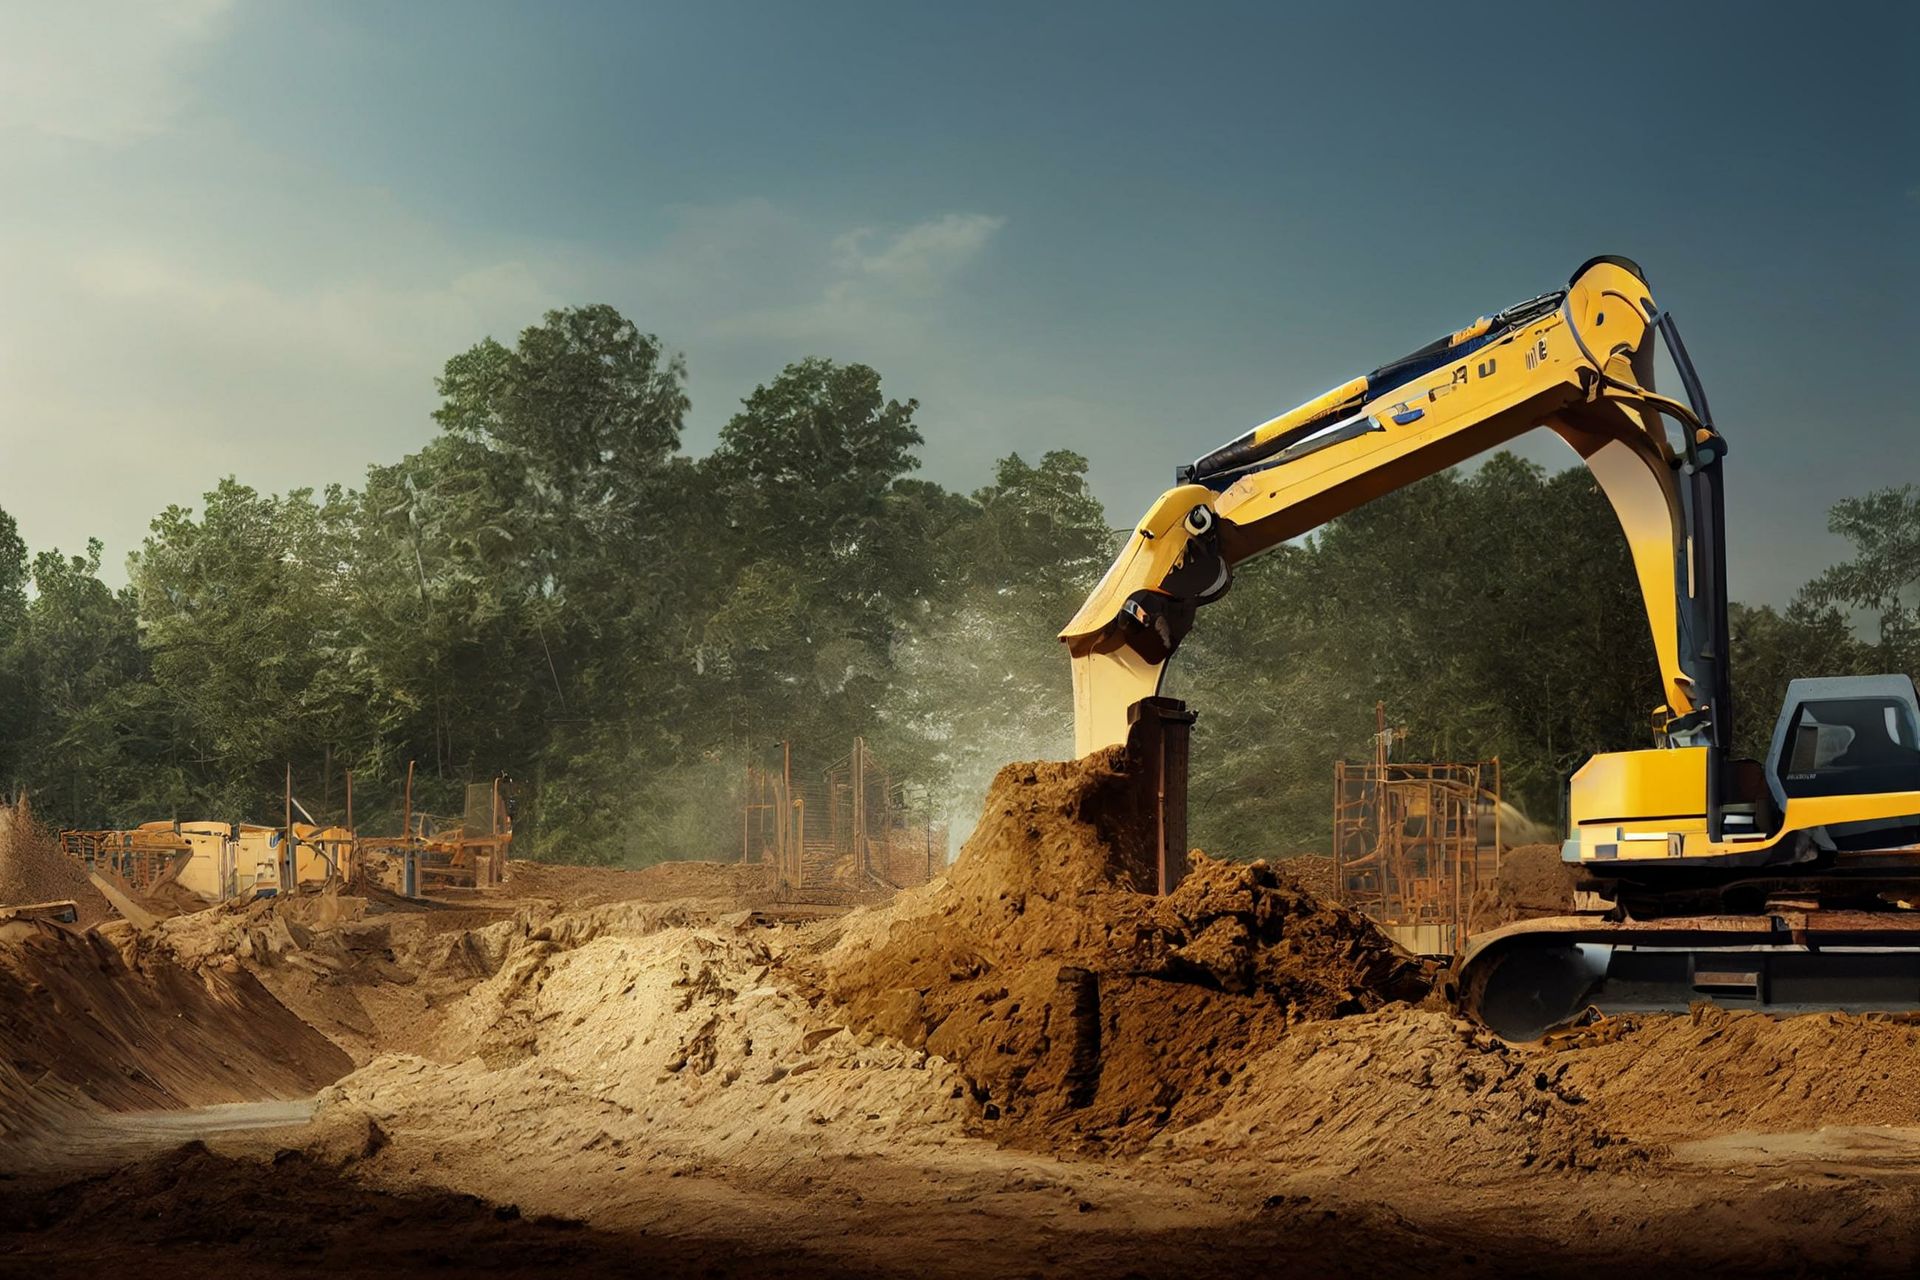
top-left (0, 0), bottom-right (237, 144)
top-left (0, 163), bottom-right (1013, 580)
top-left (830, 213), bottom-right (1007, 297)
top-left (704, 210), bottom-right (1006, 346)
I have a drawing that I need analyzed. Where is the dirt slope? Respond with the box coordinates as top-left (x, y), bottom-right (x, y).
top-left (1471, 841), bottom-right (1577, 929)
top-left (0, 800), bottom-right (113, 926)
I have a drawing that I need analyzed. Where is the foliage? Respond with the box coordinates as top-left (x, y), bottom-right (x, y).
top-left (1801, 484), bottom-right (1920, 674)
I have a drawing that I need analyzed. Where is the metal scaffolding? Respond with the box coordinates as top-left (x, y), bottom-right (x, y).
top-left (1333, 704), bottom-right (1501, 955)
top-left (742, 736), bottom-right (946, 903)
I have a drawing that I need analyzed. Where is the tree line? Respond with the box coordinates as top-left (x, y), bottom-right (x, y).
top-left (1, 304), bottom-right (1912, 863)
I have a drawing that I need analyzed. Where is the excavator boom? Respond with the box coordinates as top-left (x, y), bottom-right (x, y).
top-left (1062, 256), bottom-right (1726, 759)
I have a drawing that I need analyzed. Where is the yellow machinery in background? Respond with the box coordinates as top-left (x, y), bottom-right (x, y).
top-left (60, 773), bottom-right (515, 904)
top-left (1063, 256), bottom-right (1920, 1038)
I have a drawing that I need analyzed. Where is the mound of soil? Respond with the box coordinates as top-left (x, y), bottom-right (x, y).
top-left (318, 900), bottom-right (975, 1181)
top-left (1544, 1006), bottom-right (1920, 1139)
top-left (1273, 852), bottom-right (1337, 899)
top-left (0, 917), bottom-right (350, 1112)
top-left (0, 799), bottom-right (113, 926)
top-left (1155, 1008), bottom-right (1642, 1175)
top-left (1471, 842), bottom-right (1577, 930)
top-left (0, 917), bottom-right (352, 1168)
top-left (823, 750), bottom-right (1434, 1153)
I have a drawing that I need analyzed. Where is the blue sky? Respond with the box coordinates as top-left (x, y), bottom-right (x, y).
top-left (1, 1), bottom-right (1914, 602)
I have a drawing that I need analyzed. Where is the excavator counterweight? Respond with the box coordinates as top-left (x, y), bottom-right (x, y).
top-left (1063, 258), bottom-right (1920, 1038)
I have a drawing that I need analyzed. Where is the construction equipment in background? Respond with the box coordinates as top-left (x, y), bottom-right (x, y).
top-left (1063, 256), bottom-right (1920, 1039)
top-left (59, 767), bottom-right (514, 905)
top-left (61, 821), bottom-right (337, 900)
top-left (59, 826), bottom-right (193, 894)
top-left (355, 770), bottom-right (514, 896)
top-left (1333, 703), bottom-right (1502, 955)
top-left (743, 736), bottom-right (947, 904)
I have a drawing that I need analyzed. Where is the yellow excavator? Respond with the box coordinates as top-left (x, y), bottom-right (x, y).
top-left (1061, 256), bottom-right (1920, 1039)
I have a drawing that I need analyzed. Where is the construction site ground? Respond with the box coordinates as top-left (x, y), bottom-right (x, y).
top-left (4, 759), bottom-right (1920, 1277)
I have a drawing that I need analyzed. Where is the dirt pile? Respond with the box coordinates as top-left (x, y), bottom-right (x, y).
top-left (1472, 842), bottom-right (1577, 930)
top-left (143, 890), bottom-right (525, 1062)
top-left (822, 751), bottom-right (1433, 1152)
top-left (1544, 1007), bottom-right (1920, 1139)
top-left (1153, 1009), bottom-right (1641, 1174)
top-left (1274, 852), bottom-right (1337, 899)
top-left (0, 799), bottom-right (113, 926)
top-left (315, 899), bottom-right (976, 1184)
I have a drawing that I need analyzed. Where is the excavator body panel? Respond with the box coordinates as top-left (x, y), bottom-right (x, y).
top-left (1569, 747), bottom-right (1712, 862)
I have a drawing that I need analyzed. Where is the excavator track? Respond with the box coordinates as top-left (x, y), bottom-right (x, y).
top-left (1458, 910), bottom-right (1920, 1041)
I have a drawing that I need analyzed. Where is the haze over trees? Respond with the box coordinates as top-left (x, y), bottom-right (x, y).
top-left (0, 305), bottom-right (1911, 862)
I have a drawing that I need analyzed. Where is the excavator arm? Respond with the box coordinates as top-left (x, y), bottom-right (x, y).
top-left (1061, 256), bottom-right (1731, 770)
top-left (1066, 258), bottom-right (1920, 1040)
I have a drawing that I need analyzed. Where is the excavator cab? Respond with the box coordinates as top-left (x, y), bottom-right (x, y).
top-left (1767, 676), bottom-right (1920, 850)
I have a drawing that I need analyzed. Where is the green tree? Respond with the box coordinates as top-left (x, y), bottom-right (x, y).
top-left (701, 359), bottom-right (936, 750)
top-left (1727, 600), bottom-right (1873, 761)
top-left (0, 507), bottom-right (30, 793)
top-left (130, 481), bottom-right (368, 817)
top-left (10, 541), bottom-right (171, 824)
top-left (1801, 484), bottom-right (1920, 673)
top-left (880, 451), bottom-right (1115, 827)
top-left (354, 308), bottom-right (692, 858)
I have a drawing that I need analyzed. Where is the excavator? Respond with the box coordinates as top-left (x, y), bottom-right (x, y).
top-left (1060, 256), bottom-right (1920, 1040)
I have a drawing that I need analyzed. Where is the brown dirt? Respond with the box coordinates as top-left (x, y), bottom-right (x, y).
top-left (0, 1140), bottom-right (874, 1279)
top-left (1273, 851), bottom-right (1337, 898)
top-left (1543, 1006), bottom-right (1920, 1139)
top-left (821, 751), bottom-right (1438, 1153)
top-left (1152, 1008), bottom-right (1645, 1175)
top-left (11, 754), bottom-right (1920, 1276)
top-left (1471, 841), bottom-right (1577, 929)
top-left (0, 916), bottom-right (351, 1170)
top-left (0, 799), bottom-right (113, 926)
top-left (505, 856), bottom-right (769, 907)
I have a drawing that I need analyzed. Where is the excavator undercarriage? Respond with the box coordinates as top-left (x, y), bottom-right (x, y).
top-left (1463, 671), bottom-right (1920, 1038)
top-left (1063, 257), bottom-right (1920, 1039)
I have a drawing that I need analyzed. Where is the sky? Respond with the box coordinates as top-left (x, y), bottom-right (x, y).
top-left (0, 0), bottom-right (1914, 603)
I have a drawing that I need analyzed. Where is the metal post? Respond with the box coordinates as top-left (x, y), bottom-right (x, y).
top-left (344, 769), bottom-right (355, 888)
top-left (1492, 757), bottom-right (1503, 875)
top-left (1126, 697), bottom-right (1196, 895)
top-left (851, 737), bottom-right (867, 879)
top-left (781, 741), bottom-right (794, 890)
top-left (283, 763), bottom-right (296, 894)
